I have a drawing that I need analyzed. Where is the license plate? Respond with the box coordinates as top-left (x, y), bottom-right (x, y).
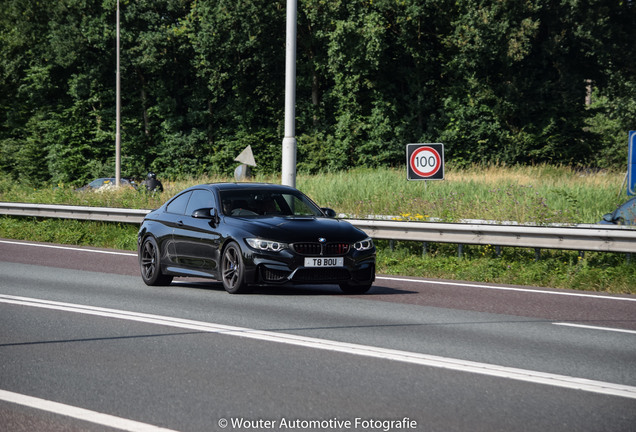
top-left (304, 257), bottom-right (344, 267)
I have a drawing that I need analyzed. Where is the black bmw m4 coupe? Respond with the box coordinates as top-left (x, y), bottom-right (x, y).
top-left (137, 183), bottom-right (375, 294)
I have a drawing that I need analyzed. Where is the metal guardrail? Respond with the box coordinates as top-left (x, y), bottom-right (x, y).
top-left (353, 219), bottom-right (636, 254)
top-left (1, 202), bottom-right (635, 253)
top-left (0, 202), bottom-right (149, 224)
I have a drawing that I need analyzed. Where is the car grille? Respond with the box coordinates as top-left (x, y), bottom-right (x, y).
top-left (326, 243), bottom-right (350, 255)
top-left (292, 243), bottom-right (321, 255)
top-left (292, 242), bottom-right (350, 256)
top-left (292, 268), bottom-right (350, 282)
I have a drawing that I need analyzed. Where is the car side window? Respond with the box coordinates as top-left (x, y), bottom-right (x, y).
top-left (166, 191), bottom-right (191, 215)
top-left (186, 189), bottom-right (217, 216)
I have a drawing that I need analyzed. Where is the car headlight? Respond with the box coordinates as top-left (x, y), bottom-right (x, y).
top-left (353, 237), bottom-right (374, 251)
top-left (246, 238), bottom-right (288, 252)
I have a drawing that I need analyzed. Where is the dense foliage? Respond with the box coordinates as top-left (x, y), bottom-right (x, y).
top-left (1, 0), bottom-right (634, 185)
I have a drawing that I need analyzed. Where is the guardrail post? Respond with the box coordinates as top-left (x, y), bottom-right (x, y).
top-left (458, 244), bottom-right (463, 258)
top-left (534, 248), bottom-right (541, 261)
top-left (422, 242), bottom-right (427, 257)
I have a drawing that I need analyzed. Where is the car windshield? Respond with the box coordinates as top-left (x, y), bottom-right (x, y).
top-left (219, 189), bottom-right (323, 217)
top-left (88, 178), bottom-right (109, 188)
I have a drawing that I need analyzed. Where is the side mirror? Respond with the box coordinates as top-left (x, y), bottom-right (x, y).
top-left (193, 208), bottom-right (221, 226)
top-left (192, 208), bottom-right (214, 219)
top-left (321, 208), bottom-right (337, 218)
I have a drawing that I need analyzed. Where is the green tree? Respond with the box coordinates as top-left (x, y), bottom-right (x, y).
top-left (440, 0), bottom-right (635, 167)
top-left (187, 0), bottom-right (286, 176)
top-left (1, 0), bottom-right (634, 184)
top-left (0, 0), bottom-right (56, 184)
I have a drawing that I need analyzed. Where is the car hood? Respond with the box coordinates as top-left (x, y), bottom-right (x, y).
top-left (225, 216), bottom-right (368, 243)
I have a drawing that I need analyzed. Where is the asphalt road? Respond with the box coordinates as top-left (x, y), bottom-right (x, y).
top-left (0, 238), bottom-right (635, 432)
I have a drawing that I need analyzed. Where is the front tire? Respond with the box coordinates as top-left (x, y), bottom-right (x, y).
top-left (139, 236), bottom-right (173, 286)
top-left (221, 242), bottom-right (249, 294)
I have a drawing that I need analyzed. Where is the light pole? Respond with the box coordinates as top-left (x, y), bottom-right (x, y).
top-left (115, 0), bottom-right (121, 186)
top-left (281, 0), bottom-right (297, 187)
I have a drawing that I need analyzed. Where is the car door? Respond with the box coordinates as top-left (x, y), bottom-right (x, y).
top-left (157, 190), bottom-right (192, 266)
top-left (173, 189), bottom-right (222, 276)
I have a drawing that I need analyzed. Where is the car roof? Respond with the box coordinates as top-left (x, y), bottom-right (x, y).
top-left (92, 177), bottom-right (129, 181)
top-left (188, 183), bottom-right (298, 192)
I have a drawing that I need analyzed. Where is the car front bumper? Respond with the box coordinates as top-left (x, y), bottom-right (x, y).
top-left (243, 248), bottom-right (376, 287)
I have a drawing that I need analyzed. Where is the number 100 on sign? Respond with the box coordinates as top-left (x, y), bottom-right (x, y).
top-left (406, 143), bottom-right (444, 181)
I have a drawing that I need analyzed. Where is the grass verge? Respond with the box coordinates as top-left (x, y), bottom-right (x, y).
top-left (1, 165), bottom-right (634, 294)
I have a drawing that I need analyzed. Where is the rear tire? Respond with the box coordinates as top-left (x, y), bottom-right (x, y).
top-left (139, 236), bottom-right (173, 286)
top-left (221, 242), bottom-right (249, 294)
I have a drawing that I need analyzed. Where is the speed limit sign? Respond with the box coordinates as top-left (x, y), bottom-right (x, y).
top-left (406, 143), bottom-right (444, 181)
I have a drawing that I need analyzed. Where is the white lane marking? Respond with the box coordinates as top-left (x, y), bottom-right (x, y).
top-left (553, 322), bottom-right (636, 335)
top-left (377, 276), bottom-right (636, 302)
top-left (0, 389), bottom-right (178, 432)
top-left (3, 239), bottom-right (634, 303)
top-left (2, 295), bottom-right (636, 400)
top-left (0, 239), bottom-right (137, 257)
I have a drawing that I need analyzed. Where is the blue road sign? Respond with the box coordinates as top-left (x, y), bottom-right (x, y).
top-left (629, 131), bottom-right (636, 196)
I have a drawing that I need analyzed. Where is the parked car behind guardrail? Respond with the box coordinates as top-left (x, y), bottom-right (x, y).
top-left (600, 197), bottom-right (636, 226)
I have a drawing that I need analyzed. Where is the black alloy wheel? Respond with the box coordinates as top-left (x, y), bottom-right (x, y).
top-left (140, 236), bottom-right (173, 286)
top-left (221, 242), bottom-right (248, 294)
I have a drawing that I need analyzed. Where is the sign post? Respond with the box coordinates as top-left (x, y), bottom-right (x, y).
top-left (406, 143), bottom-right (444, 181)
top-left (281, 0), bottom-right (297, 188)
top-left (628, 131), bottom-right (636, 196)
